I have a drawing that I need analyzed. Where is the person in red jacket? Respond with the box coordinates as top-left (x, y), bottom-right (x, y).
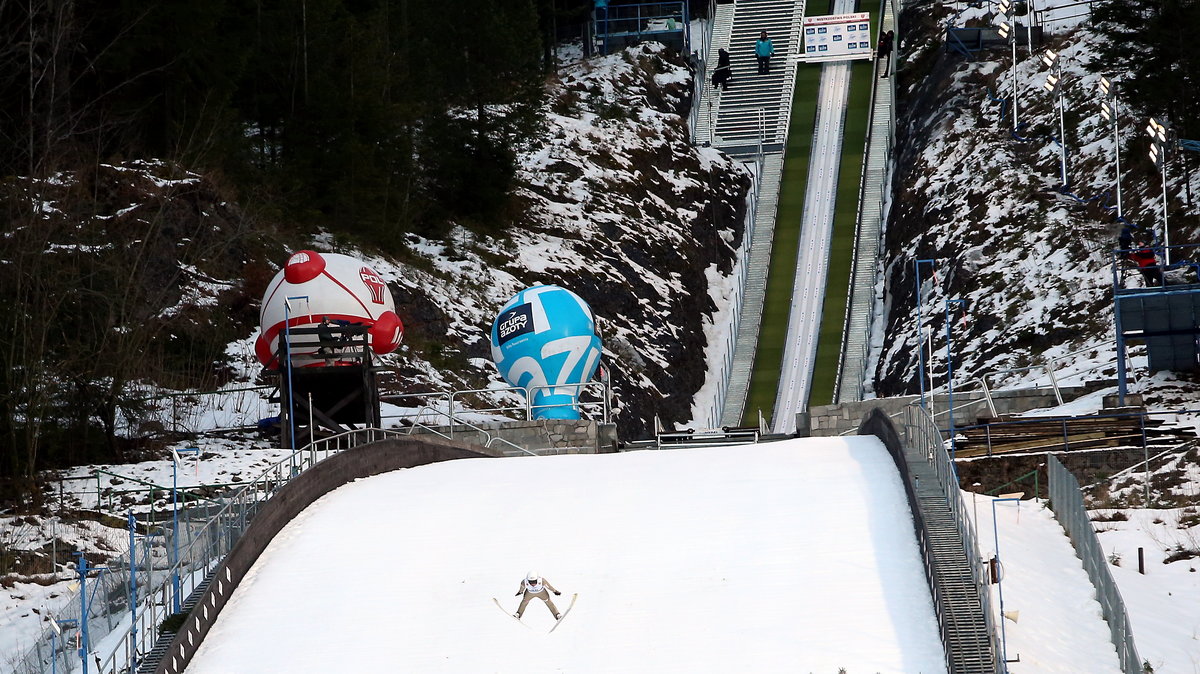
top-left (1129, 247), bottom-right (1163, 286)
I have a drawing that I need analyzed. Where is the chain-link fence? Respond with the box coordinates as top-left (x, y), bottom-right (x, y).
top-left (1047, 454), bottom-right (1142, 674)
top-left (11, 429), bottom-right (397, 674)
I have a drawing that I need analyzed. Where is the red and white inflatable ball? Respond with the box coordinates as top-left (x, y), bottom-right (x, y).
top-left (254, 251), bottom-right (404, 368)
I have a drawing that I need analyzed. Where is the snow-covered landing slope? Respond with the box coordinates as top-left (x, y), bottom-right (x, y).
top-left (185, 438), bottom-right (945, 673)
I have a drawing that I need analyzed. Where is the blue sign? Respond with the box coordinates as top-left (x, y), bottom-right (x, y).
top-left (490, 285), bottom-right (603, 420)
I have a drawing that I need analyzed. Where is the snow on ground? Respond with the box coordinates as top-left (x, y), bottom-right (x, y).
top-left (1091, 508), bottom-right (1200, 674)
top-left (5, 435), bottom-right (1200, 672)
top-left (967, 494), bottom-right (1200, 673)
top-left (968, 495), bottom-right (1122, 673)
top-left (185, 438), bottom-right (948, 673)
top-left (875, 0), bottom-right (1200, 415)
top-left (54, 438), bottom-right (290, 513)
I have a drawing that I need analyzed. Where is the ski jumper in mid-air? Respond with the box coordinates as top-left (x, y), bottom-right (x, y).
top-left (514, 571), bottom-right (561, 620)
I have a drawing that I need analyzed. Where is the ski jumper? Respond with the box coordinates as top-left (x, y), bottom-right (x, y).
top-left (515, 576), bottom-right (561, 619)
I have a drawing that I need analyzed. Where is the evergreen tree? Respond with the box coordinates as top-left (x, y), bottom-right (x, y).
top-left (1089, 0), bottom-right (1200, 140)
top-left (409, 0), bottom-right (545, 232)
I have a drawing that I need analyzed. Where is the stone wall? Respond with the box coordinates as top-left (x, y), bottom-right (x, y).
top-left (803, 386), bottom-right (1136, 437)
top-left (405, 419), bottom-right (619, 455)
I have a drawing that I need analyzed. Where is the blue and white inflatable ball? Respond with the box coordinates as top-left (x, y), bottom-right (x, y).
top-left (490, 285), bottom-right (603, 420)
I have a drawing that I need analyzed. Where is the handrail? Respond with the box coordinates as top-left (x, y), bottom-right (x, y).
top-left (915, 344), bottom-right (1127, 428)
top-left (526, 381), bottom-right (610, 422)
top-left (383, 381), bottom-right (611, 430)
top-left (34, 428), bottom-right (402, 674)
top-left (950, 406), bottom-right (1193, 432)
top-left (832, 2), bottom-right (896, 405)
top-left (402, 406), bottom-right (538, 457)
top-left (902, 405), bottom-right (1004, 672)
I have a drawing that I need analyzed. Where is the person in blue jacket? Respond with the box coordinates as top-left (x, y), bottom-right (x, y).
top-left (755, 31), bottom-right (775, 74)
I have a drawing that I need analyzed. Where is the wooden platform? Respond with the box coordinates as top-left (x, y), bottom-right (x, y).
top-left (951, 409), bottom-right (1186, 458)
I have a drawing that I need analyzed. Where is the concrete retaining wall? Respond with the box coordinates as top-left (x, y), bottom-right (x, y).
top-left (406, 419), bottom-right (619, 455)
top-left (152, 437), bottom-right (489, 674)
top-left (803, 386), bottom-right (1132, 438)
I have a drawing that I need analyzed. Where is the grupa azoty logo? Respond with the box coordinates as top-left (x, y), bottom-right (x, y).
top-left (490, 285), bottom-right (602, 420)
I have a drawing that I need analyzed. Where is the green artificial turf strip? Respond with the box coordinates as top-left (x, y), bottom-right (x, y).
top-left (741, 63), bottom-right (821, 426)
top-left (806, 57), bottom-right (874, 410)
top-left (742, 2), bottom-right (881, 426)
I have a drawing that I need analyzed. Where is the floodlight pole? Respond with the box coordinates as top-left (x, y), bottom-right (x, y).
top-left (1010, 35), bottom-right (1019, 130)
top-left (128, 512), bottom-right (138, 670)
top-left (171, 455), bottom-right (179, 613)
top-left (170, 447), bottom-right (199, 614)
top-left (914, 259), bottom-right (937, 410)
top-left (1056, 86), bottom-right (1068, 187)
top-left (995, 10), bottom-right (1019, 131)
top-left (1148, 119), bottom-right (1170, 264)
top-left (1042, 51), bottom-right (1068, 188)
top-left (1025, 2), bottom-right (1034, 57)
top-left (992, 497), bottom-right (1023, 665)
top-left (944, 298), bottom-right (967, 461)
top-left (72, 554), bottom-right (107, 674)
top-left (1160, 158), bottom-right (1170, 263)
top-left (1110, 86), bottom-right (1123, 219)
top-left (283, 295), bottom-right (309, 455)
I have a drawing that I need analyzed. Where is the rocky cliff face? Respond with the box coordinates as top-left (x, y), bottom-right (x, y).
top-left (872, 7), bottom-right (1200, 402)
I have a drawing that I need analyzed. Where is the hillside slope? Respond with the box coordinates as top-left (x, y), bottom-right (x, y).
top-left (873, 5), bottom-right (1200, 406)
top-left (5, 43), bottom-right (750, 453)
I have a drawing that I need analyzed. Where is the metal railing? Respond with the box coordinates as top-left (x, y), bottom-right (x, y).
top-left (948, 408), bottom-right (1171, 463)
top-left (596, 1), bottom-right (689, 56)
top-left (381, 381), bottom-right (611, 430)
top-left (833, 0), bottom-right (900, 405)
top-left (1046, 454), bottom-right (1142, 674)
top-left (13, 428), bottom-right (399, 674)
top-left (687, 0), bottom-right (718, 140)
top-left (901, 404), bottom-right (1004, 673)
top-left (915, 344), bottom-right (1125, 427)
top-left (703, 157), bottom-right (761, 429)
top-left (124, 384), bottom-right (275, 436)
top-left (400, 405), bottom-right (536, 456)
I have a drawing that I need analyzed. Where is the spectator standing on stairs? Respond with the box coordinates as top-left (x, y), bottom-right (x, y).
top-left (877, 30), bottom-right (894, 78)
top-left (755, 31), bottom-right (774, 75)
top-left (712, 48), bottom-right (732, 89)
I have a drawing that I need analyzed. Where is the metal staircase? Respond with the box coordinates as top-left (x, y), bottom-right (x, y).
top-left (909, 458), bottom-right (1000, 673)
top-left (135, 576), bottom-right (213, 673)
top-left (711, 0), bottom-right (805, 154)
top-left (834, 1), bottom-right (898, 405)
top-left (701, 0), bottom-right (805, 427)
top-left (721, 153), bottom-right (784, 426)
top-left (693, 3), bottom-right (734, 147)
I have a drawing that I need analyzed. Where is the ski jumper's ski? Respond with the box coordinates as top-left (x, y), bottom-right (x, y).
top-left (548, 593), bottom-right (579, 633)
top-left (492, 598), bottom-right (531, 629)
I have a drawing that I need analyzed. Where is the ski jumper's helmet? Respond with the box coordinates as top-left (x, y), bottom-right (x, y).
top-left (526, 571), bottom-right (538, 582)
